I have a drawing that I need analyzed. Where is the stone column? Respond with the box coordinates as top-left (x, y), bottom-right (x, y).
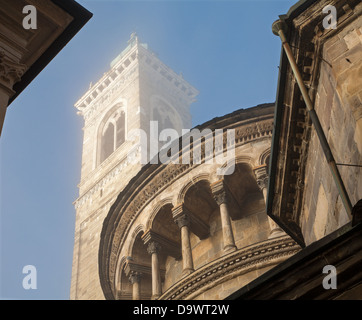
top-left (147, 241), bottom-right (162, 299)
top-left (211, 180), bottom-right (237, 252)
top-left (254, 165), bottom-right (285, 238)
top-left (129, 272), bottom-right (142, 300)
top-left (175, 214), bottom-right (194, 276)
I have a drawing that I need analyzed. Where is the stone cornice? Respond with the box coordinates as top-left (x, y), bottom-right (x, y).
top-left (75, 40), bottom-right (199, 120)
top-left (75, 41), bottom-right (138, 111)
top-left (159, 236), bottom-right (300, 300)
top-left (138, 45), bottom-right (199, 104)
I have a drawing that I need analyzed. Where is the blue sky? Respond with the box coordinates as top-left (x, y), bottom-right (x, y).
top-left (0, 0), bottom-right (294, 299)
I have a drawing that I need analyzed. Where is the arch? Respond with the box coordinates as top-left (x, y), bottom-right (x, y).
top-left (216, 154), bottom-right (255, 180)
top-left (114, 255), bottom-right (129, 293)
top-left (222, 161), bottom-right (264, 221)
top-left (150, 95), bottom-right (183, 135)
top-left (176, 173), bottom-right (212, 204)
top-left (258, 148), bottom-right (271, 167)
top-left (182, 178), bottom-right (217, 229)
top-left (117, 227), bottom-right (153, 300)
top-left (146, 197), bottom-right (174, 231)
top-left (95, 99), bottom-right (127, 167)
top-left (127, 224), bottom-right (146, 256)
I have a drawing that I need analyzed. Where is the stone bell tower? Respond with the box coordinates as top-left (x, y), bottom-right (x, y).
top-left (70, 34), bottom-right (198, 299)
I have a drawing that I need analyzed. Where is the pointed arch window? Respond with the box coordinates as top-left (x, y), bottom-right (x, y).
top-left (99, 104), bottom-right (126, 164)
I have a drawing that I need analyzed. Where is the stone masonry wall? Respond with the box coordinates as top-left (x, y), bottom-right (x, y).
top-left (301, 15), bottom-right (362, 245)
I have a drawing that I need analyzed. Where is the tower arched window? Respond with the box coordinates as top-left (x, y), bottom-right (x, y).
top-left (151, 97), bottom-right (182, 134)
top-left (99, 105), bottom-right (126, 164)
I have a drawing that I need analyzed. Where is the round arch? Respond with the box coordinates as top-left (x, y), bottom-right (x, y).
top-left (216, 154), bottom-right (255, 179)
top-left (145, 197), bottom-right (174, 231)
top-left (94, 98), bottom-right (127, 168)
top-left (258, 148), bottom-right (271, 167)
top-left (176, 173), bottom-right (212, 204)
top-left (150, 95), bottom-right (183, 135)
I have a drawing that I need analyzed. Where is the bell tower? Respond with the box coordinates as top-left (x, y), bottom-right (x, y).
top-left (70, 34), bottom-right (198, 299)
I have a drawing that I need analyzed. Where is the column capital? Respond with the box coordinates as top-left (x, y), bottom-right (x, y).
top-left (147, 241), bottom-right (161, 255)
top-left (0, 51), bottom-right (26, 88)
top-left (172, 203), bottom-right (209, 240)
top-left (253, 165), bottom-right (269, 191)
top-left (175, 214), bottom-right (191, 229)
top-left (213, 191), bottom-right (228, 206)
top-left (210, 180), bottom-right (228, 206)
top-left (142, 229), bottom-right (180, 259)
top-left (129, 272), bottom-right (142, 284)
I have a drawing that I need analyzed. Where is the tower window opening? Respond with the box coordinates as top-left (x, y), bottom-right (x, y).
top-left (99, 108), bottom-right (126, 164)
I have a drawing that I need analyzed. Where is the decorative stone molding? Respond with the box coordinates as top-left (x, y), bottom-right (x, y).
top-left (159, 236), bottom-right (300, 300)
top-left (75, 41), bottom-right (139, 115)
top-left (125, 261), bottom-right (152, 277)
top-left (75, 39), bottom-right (198, 121)
top-left (139, 47), bottom-right (199, 105)
top-left (0, 52), bottom-right (27, 87)
top-left (83, 65), bottom-right (137, 122)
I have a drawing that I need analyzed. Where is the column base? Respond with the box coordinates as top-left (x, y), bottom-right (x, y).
top-left (223, 244), bottom-right (237, 253)
top-left (268, 228), bottom-right (286, 239)
top-left (181, 268), bottom-right (194, 277)
top-left (151, 294), bottom-right (161, 300)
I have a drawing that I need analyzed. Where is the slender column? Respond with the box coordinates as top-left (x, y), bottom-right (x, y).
top-left (147, 241), bottom-right (162, 299)
top-left (211, 180), bottom-right (237, 252)
top-left (129, 272), bottom-right (142, 300)
top-left (175, 214), bottom-right (194, 276)
top-left (254, 165), bottom-right (285, 238)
